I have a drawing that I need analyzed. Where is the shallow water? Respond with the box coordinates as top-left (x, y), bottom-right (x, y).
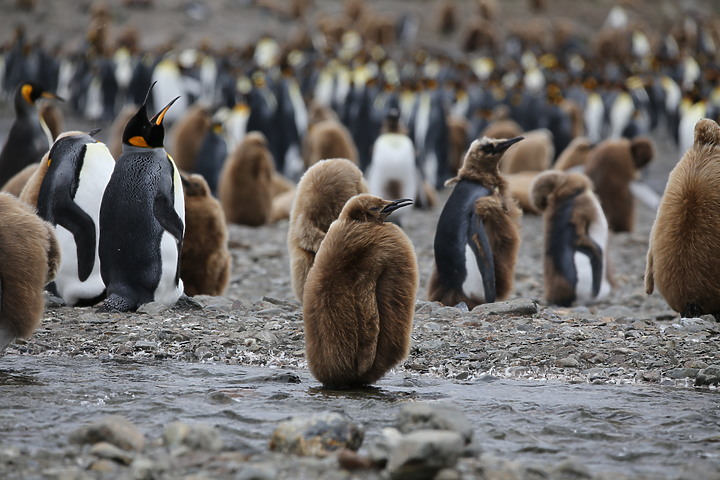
top-left (1, 356), bottom-right (718, 478)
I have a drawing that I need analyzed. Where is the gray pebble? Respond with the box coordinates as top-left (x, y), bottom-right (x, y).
top-left (69, 415), bottom-right (145, 451)
top-left (386, 430), bottom-right (464, 480)
top-left (396, 403), bottom-right (473, 445)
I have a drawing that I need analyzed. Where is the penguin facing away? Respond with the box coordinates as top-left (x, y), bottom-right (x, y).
top-left (0, 192), bottom-right (60, 353)
top-left (97, 83), bottom-right (185, 312)
top-left (287, 158), bottom-right (368, 302)
top-left (427, 136), bottom-right (523, 309)
top-left (303, 194), bottom-right (418, 387)
top-left (646, 118), bottom-right (720, 318)
top-left (0, 82), bottom-right (62, 187)
top-left (530, 170), bottom-right (612, 307)
top-left (33, 130), bottom-right (115, 306)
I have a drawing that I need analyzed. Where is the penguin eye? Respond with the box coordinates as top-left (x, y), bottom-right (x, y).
top-left (481, 143), bottom-right (495, 154)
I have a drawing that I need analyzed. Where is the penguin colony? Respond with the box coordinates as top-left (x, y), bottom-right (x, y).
top-left (0, 0), bottom-right (719, 384)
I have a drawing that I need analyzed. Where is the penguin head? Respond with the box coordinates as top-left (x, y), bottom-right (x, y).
top-left (451, 136), bottom-right (524, 185)
top-left (122, 82), bottom-right (180, 149)
top-left (693, 118), bottom-right (720, 148)
top-left (17, 82), bottom-right (62, 106)
top-left (340, 194), bottom-right (413, 223)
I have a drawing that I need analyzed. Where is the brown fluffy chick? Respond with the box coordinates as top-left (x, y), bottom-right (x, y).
top-left (646, 118), bottom-right (720, 318)
top-left (180, 174), bottom-right (231, 296)
top-left (1, 163), bottom-right (39, 197)
top-left (303, 194), bottom-right (418, 387)
top-left (0, 192), bottom-right (60, 353)
top-left (287, 158), bottom-right (368, 302)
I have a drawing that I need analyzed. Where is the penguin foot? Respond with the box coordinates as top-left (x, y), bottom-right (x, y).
top-left (172, 294), bottom-right (203, 311)
top-left (681, 303), bottom-right (703, 319)
top-left (96, 294), bottom-right (135, 313)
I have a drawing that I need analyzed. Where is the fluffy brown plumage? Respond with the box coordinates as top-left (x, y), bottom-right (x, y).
top-left (499, 129), bottom-right (554, 174)
top-left (302, 119), bottom-right (359, 170)
top-left (645, 118), bottom-right (720, 318)
top-left (1, 163), bottom-right (39, 197)
top-left (170, 103), bottom-right (212, 172)
top-left (427, 137), bottom-right (522, 309)
top-left (303, 194), bottom-right (418, 387)
top-left (530, 170), bottom-right (612, 306)
top-left (180, 174), bottom-right (231, 297)
top-left (287, 158), bottom-right (368, 302)
top-left (0, 192), bottom-right (60, 352)
top-left (584, 136), bottom-right (654, 232)
top-left (555, 136), bottom-right (593, 171)
top-left (505, 171), bottom-right (539, 213)
top-left (39, 102), bottom-right (64, 141)
top-left (218, 131), bottom-right (275, 226)
top-left (481, 118), bottom-right (523, 141)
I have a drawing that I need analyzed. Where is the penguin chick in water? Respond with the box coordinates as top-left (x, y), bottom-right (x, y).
top-left (97, 83), bottom-right (185, 312)
top-left (0, 82), bottom-right (63, 186)
top-left (0, 193), bottom-right (60, 353)
top-left (427, 136), bottom-right (523, 309)
top-left (646, 118), bottom-right (720, 319)
top-left (530, 170), bottom-right (612, 307)
top-left (303, 194), bottom-right (418, 387)
top-left (287, 158), bottom-right (368, 302)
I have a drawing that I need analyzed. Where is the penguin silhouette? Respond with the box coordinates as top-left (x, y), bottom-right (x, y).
top-left (0, 82), bottom-right (62, 186)
top-left (428, 136), bottom-right (523, 309)
top-left (303, 194), bottom-right (418, 387)
top-left (32, 130), bottom-right (115, 306)
top-left (180, 173), bottom-right (230, 296)
top-left (530, 170), bottom-right (612, 307)
top-left (0, 192), bottom-right (60, 353)
top-left (287, 158), bottom-right (368, 302)
top-left (646, 118), bottom-right (720, 318)
top-left (97, 83), bottom-right (185, 312)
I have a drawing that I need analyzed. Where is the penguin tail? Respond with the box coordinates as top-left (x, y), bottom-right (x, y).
top-left (96, 294), bottom-right (135, 313)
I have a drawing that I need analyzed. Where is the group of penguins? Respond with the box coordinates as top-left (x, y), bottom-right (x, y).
top-left (1, 0), bottom-right (720, 387)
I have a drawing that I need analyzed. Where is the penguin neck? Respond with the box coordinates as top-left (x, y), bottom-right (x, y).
top-left (122, 144), bottom-right (167, 155)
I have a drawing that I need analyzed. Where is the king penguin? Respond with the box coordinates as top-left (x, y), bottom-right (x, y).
top-left (32, 130), bottom-right (115, 306)
top-left (530, 170), bottom-right (612, 307)
top-left (97, 83), bottom-right (185, 312)
top-left (303, 194), bottom-right (418, 387)
top-left (0, 82), bottom-right (62, 186)
top-left (0, 192), bottom-right (60, 353)
top-left (427, 136), bottom-right (523, 309)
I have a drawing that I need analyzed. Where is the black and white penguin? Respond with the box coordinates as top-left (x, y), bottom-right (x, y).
top-left (427, 136), bottom-right (523, 309)
top-left (97, 83), bottom-right (185, 312)
top-left (0, 82), bottom-right (62, 186)
top-left (34, 130), bottom-right (115, 306)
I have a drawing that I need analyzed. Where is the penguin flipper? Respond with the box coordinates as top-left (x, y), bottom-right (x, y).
top-left (55, 203), bottom-right (97, 282)
top-left (154, 193), bottom-right (184, 242)
top-left (468, 209), bottom-right (496, 303)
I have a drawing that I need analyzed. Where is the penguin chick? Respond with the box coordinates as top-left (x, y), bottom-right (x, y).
top-left (302, 119), bottom-right (359, 170)
top-left (427, 136), bottom-right (523, 309)
top-left (530, 170), bottom-right (612, 307)
top-left (38, 102), bottom-right (64, 141)
top-left (180, 173), bottom-right (231, 296)
top-left (0, 82), bottom-right (62, 186)
top-left (1, 163), bottom-right (39, 197)
top-left (287, 158), bottom-right (368, 302)
top-left (584, 136), bottom-right (654, 232)
top-left (554, 136), bottom-right (593, 172)
top-left (98, 84), bottom-right (185, 312)
top-left (303, 195), bottom-right (418, 387)
top-left (0, 192), bottom-right (60, 353)
top-left (505, 171), bottom-right (540, 214)
top-left (499, 129), bottom-right (554, 174)
top-left (33, 130), bottom-right (115, 306)
top-left (218, 131), bottom-right (275, 226)
top-left (170, 103), bottom-right (212, 172)
top-left (645, 118), bottom-right (720, 318)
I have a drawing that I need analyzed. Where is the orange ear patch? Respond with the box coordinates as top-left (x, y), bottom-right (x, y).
top-left (129, 136), bottom-right (150, 147)
top-left (21, 84), bottom-right (33, 104)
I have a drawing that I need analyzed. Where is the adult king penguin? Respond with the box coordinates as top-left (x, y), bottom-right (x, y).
top-left (427, 136), bottom-right (523, 309)
top-left (303, 194), bottom-right (418, 387)
top-left (0, 82), bottom-right (62, 186)
top-left (97, 83), bottom-right (185, 312)
top-left (32, 130), bottom-right (115, 306)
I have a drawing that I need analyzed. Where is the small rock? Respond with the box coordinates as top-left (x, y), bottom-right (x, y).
top-left (194, 346), bottom-right (214, 360)
top-left (136, 302), bottom-right (168, 315)
top-left (695, 365), bottom-right (720, 386)
top-left (163, 422), bottom-right (224, 452)
top-left (269, 412), bottom-right (364, 457)
top-left (237, 464), bottom-right (278, 480)
top-left (367, 427), bottom-right (403, 466)
top-left (69, 415), bottom-right (145, 451)
top-left (386, 430), bottom-right (464, 480)
top-left (192, 295), bottom-right (235, 309)
top-left (557, 356), bottom-right (580, 368)
top-left (134, 341), bottom-right (157, 351)
top-left (396, 403), bottom-right (473, 445)
top-left (129, 456), bottom-right (156, 480)
top-left (90, 441), bottom-right (134, 465)
top-left (596, 305), bottom-right (635, 319)
top-left (337, 449), bottom-right (376, 470)
top-left (664, 368), bottom-right (700, 379)
top-left (472, 299), bottom-right (538, 316)
top-left (435, 306), bottom-right (464, 318)
top-left (89, 459), bottom-right (120, 473)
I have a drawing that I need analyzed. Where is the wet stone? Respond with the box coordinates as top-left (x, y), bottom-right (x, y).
top-left (269, 412), bottom-right (364, 457)
top-left (557, 356), bottom-right (580, 368)
top-left (472, 299), bottom-right (538, 317)
top-left (136, 302), bottom-right (168, 315)
top-left (664, 368), bottom-right (700, 379)
top-left (237, 463), bottom-right (278, 480)
top-left (90, 441), bottom-right (134, 465)
top-left (367, 427), bottom-right (403, 466)
top-left (695, 365), bottom-right (720, 386)
top-left (69, 415), bottom-right (145, 451)
top-left (163, 422), bottom-right (224, 452)
top-left (396, 403), bottom-right (473, 445)
top-left (386, 430), bottom-right (464, 480)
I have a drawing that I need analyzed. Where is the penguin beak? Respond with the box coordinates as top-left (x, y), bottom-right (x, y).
top-left (88, 128), bottom-right (102, 137)
top-left (150, 96), bottom-right (181, 126)
top-left (494, 136), bottom-right (524, 153)
top-left (380, 198), bottom-right (413, 220)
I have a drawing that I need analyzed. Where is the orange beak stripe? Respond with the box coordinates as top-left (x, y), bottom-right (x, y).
top-left (129, 135), bottom-right (150, 148)
top-left (155, 104), bottom-right (171, 125)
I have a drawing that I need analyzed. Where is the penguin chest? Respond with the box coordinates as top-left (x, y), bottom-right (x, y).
top-left (153, 158), bottom-right (185, 306)
top-left (573, 198), bottom-right (611, 303)
top-left (462, 243), bottom-right (487, 302)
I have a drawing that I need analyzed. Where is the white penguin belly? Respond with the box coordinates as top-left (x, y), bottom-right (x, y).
top-left (462, 244), bottom-right (486, 302)
top-left (153, 159), bottom-right (185, 306)
top-left (573, 251), bottom-right (594, 303)
top-left (367, 135), bottom-right (417, 224)
top-left (575, 196), bottom-right (611, 304)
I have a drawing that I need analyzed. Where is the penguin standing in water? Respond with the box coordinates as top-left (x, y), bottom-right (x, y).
top-left (530, 170), bottom-right (612, 307)
top-left (31, 130), bottom-right (115, 306)
top-left (0, 192), bottom-right (60, 353)
top-left (427, 136), bottom-right (523, 309)
top-left (303, 194), bottom-right (418, 387)
top-left (97, 83), bottom-right (185, 312)
top-left (0, 82), bottom-right (62, 186)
